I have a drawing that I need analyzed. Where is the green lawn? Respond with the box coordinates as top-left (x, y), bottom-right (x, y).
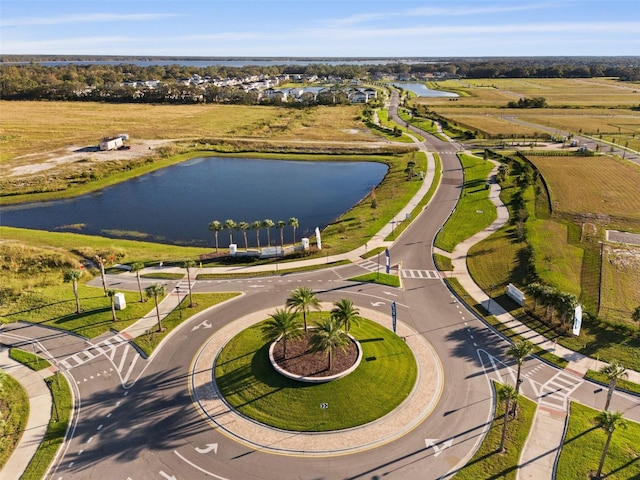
top-left (453, 382), bottom-right (536, 480)
top-left (348, 272), bottom-right (401, 287)
top-left (9, 348), bottom-right (52, 371)
top-left (434, 153), bottom-right (496, 252)
top-left (215, 316), bottom-right (417, 431)
top-left (0, 371), bottom-right (29, 470)
top-left (556, 402), bottom-right (640, 480)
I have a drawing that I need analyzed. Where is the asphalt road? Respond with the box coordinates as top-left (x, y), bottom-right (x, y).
top-left (3, 91), bottom-right (638, 480)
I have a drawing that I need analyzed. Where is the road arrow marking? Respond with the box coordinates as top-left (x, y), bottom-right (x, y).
top-left (191, 319), bottom-right (212, 332)
top-left (425, 438), bottom-right (453, 457)
top-left (159, 471), bottom-right (177, 480)
top-left (371, 301), bottom-right (385, 307)
top-left (382, 291), bottom-right (398, 297)
top-left (195, 443), bottom-right (218, 454)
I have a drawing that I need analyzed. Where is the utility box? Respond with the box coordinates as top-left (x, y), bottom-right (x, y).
top-left (301, 238), bottom-right (310, 250)
top-left (114, 292), bottom-right (126, 310)
top-left (229, 244), bottom-right (237, 256)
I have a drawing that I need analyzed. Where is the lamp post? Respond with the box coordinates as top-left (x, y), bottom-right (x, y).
top-left (176, 286), bottom-right (182, 318)
top-left (487, 284), bottom-right (495, 314)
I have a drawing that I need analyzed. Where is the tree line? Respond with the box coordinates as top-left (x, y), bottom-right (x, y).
top-left (208, 217), bottom-right (299, 252)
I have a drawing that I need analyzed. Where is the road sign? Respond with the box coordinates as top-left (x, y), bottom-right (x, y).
top-left (320, 402), bottom-right (328, 409)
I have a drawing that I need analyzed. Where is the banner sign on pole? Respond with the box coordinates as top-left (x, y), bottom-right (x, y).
top-left (385, 248), bottom-right (390, 274)
top-left (391, 301), bottom-right (397, 333)
top-left (572, 304), bottom-right (583, 336)
top-left (315, 227), bottom-right (322, 250)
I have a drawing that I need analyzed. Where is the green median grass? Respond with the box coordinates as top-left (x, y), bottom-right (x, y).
top-left (434, 153), bottom-right (496, 252)
top-left (9, 348), bottom-right (52, 371)
top-left (0, 372), bottom-right (29, 470)
top-left (20, 373), bottom-right (72, 480)
top-left (215, 316), bottom-right (416, 431)
top-left (453, 382), bottom-right (536, 480)
top-left (132, 292), bottom-right (240, 356)
top-left (348, 272), bottom-right (401, 287)
top-left (556, 402), bottom-right (640, 480)
top-left (584, 370), bottom-right (640, 396)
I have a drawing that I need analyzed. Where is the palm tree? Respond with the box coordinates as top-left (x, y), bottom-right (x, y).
top-left (330, 298), bottom-right (360, 333)
top-left (557, 292), bottom-right (579, 328)
top-left (288, 217), bottom-right (299, 246)
top-left (63, 269), bottom-right (83, 314)
top-left (541, 285), bottom-right (559, 322)
top-left (261, 308), bottom-right (303, 360)
top-left (107, 289), bottom-right (117, 321)
top-left (251, 220), bottom-right (262, 249)
top-left (262, 218), bottom-right (274, 246)
top-left (130, 262), bottom-right (146, 302)
top-left (600, 361), bottom-right (627, 411)
top-left (499, 383), bottom-right (518, 453)
top-left (525, 282), bottom-right (544, 310)
top-left (286, 286), bottom-right (321, 332)
top-left (277, 220), bottom-right (286, 246)
top-left (237, 222), bottom-right (250, 250)
top-left (145, 283), bottom-right (166, 332)
top-left (224, 219), bottom-right (236, 246)
top-left (309, 317), bottom-right (350, 371)
top-left (208, 220), bottom-right (223, 252)
top-left (182, 260), bottom-right (196, 307)
top-left (94, 254), bottom-right (108, 295)
top-left (507, 339), bottom-right (533, 417)
top-left (595, 410), bottom-right (628, 479)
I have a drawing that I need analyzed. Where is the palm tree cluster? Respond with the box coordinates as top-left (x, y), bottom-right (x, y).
top-left (262, 288), bottom-right (360, 371)
top-left (209, 217), bottom-right (299, 251)
top-left (524, 282), bottom-right (580, 330)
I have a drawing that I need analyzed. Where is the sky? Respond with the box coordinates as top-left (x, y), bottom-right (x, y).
top-left (1, 0), bottom-right (639, 58)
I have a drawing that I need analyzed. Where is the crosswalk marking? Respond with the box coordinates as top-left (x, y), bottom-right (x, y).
top-left (536, 371), bottom-right (583, 410)
top-left (400, 269), bottom-right (440, 279)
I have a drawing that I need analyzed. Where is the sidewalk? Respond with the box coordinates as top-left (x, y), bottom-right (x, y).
top-left (0, 346), bottom-right (55, 480)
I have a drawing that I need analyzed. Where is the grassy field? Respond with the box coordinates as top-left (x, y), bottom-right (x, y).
top-left (453, 383), bottom-right (536, 480)
top-left (0, 371), bottom-right (29, 470)
top-left (347, 272), bottom-right (401, 287)
top-left (600, 243), bottom-right (640, 323)
top-left (215, 315), bottom-right (417, 431)
top-left (556, 402), bottom-right (640, 480)
top-left (0, 101), bottom-right (378, 164)
top-left (434, 153), bottom-right (496, 252)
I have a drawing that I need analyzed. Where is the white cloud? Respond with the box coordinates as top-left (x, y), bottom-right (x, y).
top-left (1, 13), bottom-right (181, 27)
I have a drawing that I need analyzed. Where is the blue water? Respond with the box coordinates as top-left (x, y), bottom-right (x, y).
top-left (393, 83), bottom-right (458, 97)
top-left (0, 157), bottom-right (387, 247)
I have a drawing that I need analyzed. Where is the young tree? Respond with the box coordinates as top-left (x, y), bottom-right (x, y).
top-left (224, 219), bottom-right (237, 246)
top-left (309, 317), bottom-right (350, 371)
top-left (262, 219), bottom-right (274, 246)
top-left (208, 220), bottom-right (223, 252)
top-left (288, 217), bottom-right (299, 246)
top-left (261, 308), bottom-right (303, 360)
top-left (286, 287), bottom-right (321, 332)
top-left (507, 340), bottom-right (533, 417)
top-left (94, 254), bottom-right (108, 295)
top-left (277, 220), bottom-right (286, 246)
top-left (595, 410), bottom-right (628, 479)
top-left (107, 289), bottom-right (117, 321)
top-left (63, 269), bottom-right (83, 314)
top-left (130, 262), bottom-right (146, 302)
top-left (182, 260), bottom-right (196, 307)
top-left (600, 361), bottom-right (627, 411)
top-left (145, 283), bottom-right (166, 332)
top-left (499, 384), bottom-right (518, 453)
top-left (632, 305), bottom-right (640, 326)
top-left (330, 298), bottom-right (360, 333)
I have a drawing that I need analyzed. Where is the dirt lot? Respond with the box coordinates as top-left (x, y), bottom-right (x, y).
top-left (5, 139), bottom-right (176, 178)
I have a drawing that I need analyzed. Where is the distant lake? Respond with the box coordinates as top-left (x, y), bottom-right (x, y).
top-left (0, 157), bottom-right (387, 247)
top-left (393, 83), bottom-right (458, 97)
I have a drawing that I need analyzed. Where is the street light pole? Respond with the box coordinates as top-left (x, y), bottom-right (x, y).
top-left (176, 286), bottom-right (182, 318)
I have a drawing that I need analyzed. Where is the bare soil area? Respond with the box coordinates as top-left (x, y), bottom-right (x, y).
top-left (272, 332), bottom-right (358, 378)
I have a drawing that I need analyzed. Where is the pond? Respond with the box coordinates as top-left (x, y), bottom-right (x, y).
top-left (393, 83), bottom-right (458, 98)
top-left (0, 157), bottom-right (387, 247)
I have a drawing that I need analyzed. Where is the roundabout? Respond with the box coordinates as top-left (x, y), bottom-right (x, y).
top-left (190, 305), bottom-right (444, 456)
